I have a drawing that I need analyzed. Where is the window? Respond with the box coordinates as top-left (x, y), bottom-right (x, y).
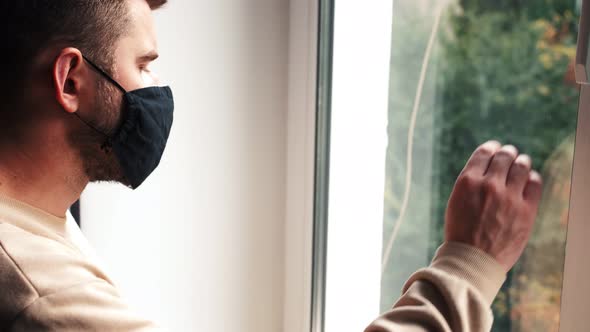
top-left (314, 1), bottom-right (581, 331)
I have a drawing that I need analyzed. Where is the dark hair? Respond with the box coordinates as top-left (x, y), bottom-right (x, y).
top-left (0, 0), bottom-right (167, 111)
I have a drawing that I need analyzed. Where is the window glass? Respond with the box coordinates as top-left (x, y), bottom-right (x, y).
top-left (381, 1), bottom-right (578, 331)
top-left (322, 1), bottom-right (580, 331)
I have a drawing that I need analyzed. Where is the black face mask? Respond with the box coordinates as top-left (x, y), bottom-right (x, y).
top-left (79, 56), bottom-right (175, 189)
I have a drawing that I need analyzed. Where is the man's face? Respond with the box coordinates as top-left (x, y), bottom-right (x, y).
top-left (113, 0), bottom-right (160, 93)
top-left (73, 0), bottom-right (160, 185)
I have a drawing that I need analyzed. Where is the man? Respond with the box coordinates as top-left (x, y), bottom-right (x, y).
top-left (0, 0), bottom-right (171, 330)
top-left (0, 1), bottom-right (542, 332)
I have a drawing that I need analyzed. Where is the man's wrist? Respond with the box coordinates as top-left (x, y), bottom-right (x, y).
top-left (429, 241), bottom-right (506, 305)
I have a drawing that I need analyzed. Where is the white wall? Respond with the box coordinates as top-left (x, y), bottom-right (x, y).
top-left (81, 1), bottom-right (289, 331)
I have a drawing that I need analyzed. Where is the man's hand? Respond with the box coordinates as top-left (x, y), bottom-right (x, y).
top-left (445, 141), bottom-right (543, 272)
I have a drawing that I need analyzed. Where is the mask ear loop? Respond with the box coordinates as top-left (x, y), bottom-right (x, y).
top-left (81, 55), bottom-right (128, 93)
top-left (75, 55), bottom-right (129, 152)
top-left (73, 112), bottom-right (113, 152)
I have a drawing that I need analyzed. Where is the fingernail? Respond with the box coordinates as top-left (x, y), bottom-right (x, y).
top-left (502, 145), bottom-right (518, 155)
top-left (482, 140), bottom-right (501, 150)
top-left (516, 154), bottom-right (532, 165)
top-left (530, 171), bottom-right (542, 182)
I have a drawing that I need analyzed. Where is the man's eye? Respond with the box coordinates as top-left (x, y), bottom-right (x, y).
top-left (141, 68), bottom-right (159, 86)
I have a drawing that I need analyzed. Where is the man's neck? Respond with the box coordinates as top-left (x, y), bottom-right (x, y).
top-left (0, 145), bottom-right (88, 218)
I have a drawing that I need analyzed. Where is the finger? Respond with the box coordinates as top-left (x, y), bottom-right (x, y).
top-left (485, 145), bottom-right (519, 180)
top-left (462, 141), bottom-right (502, 176)
top-left (524, 171), bottom-right (543, 203)
top-left (506, 154), bottom-right (532, 190)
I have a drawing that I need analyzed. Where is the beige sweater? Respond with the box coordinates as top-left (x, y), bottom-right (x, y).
top-left (0, 195), bottom-right (505, 331)
top-left (0, 195), bottom-right (159, 331)
top-left (365, 242), bottom-right (505, 332)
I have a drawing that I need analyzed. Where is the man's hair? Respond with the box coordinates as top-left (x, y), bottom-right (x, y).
top-left (0, 0), bottom-right (167, 114)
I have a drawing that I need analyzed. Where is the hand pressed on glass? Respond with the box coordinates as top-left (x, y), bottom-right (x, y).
top-left (445, 141), bottom-right (544, 272)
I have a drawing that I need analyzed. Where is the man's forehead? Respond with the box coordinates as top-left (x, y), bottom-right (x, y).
top-left (125, 0), bottom-right (159, 53)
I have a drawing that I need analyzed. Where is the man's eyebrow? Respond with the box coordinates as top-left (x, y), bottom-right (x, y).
top-left (138, 51), bottom-right (159, 62)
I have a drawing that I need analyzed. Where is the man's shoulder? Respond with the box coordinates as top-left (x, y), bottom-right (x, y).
top-left (0, 223), bottom-right (160, 331)
top-left (0, 223), bottom-right (39, 328)
top-left (0, 222), bottom-right (111, 303)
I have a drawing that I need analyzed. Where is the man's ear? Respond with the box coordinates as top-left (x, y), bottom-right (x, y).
top-left (52, 48), bottom-right (87, 114)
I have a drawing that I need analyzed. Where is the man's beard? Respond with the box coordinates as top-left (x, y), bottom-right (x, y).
top-left (68, 80), bottom-right (131, 187)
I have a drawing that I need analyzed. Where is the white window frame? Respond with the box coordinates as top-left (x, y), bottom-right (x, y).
top-left (282, 0), bottom-right (319, 331)
top-left (560, 0), bottom-right (590, 330)
top-left (323, 0), bottom-right (393, 331)
top-left (285, 0), bottom-right (397, 330)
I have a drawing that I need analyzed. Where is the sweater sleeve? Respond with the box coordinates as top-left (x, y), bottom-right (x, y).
top-left (9, 280), bottom-right (162, 332)
top-left (365, 242), bottom-right (506, 332)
